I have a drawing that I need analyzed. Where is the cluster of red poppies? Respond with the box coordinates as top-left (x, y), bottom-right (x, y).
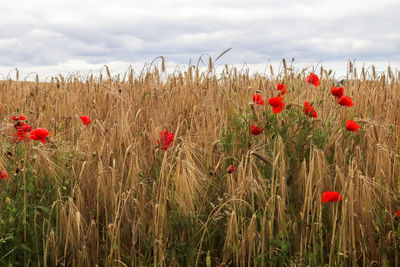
top-left (12, 115), bottom-right (31, 142)
top-left (0, 114), bottom-right (94, 180)
top-left (322, 81), bottom-right (362, 202)
top-left (0, 115), bottom-right (51, 180)
top-left (12, 115), bottom-right (49, 144)
top-left (240, 72), bottom-right (363, 203)
top-left (249, 74), bottom-right (323, 135)
top-left (330, 86), bottom-right (360, 132)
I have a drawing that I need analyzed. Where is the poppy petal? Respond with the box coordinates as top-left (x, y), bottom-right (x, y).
top-left (306, 73), bottom-right (320, 87)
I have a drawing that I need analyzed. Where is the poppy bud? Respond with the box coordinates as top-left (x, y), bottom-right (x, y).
top-left (227, 165), bottom-right (235, 174)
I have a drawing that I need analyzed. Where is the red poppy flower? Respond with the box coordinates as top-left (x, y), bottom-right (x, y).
top-left (227, 165), bottom-right (235, 174)
top-left (0, 171), bottom-right (8, 180)
top-left (268, 96), bottom-right (285, 114)
top-left (277, 83), bottom-right (288, 96)
top-left (80, 115), bottom-right (92, 125)
top-left (12, 122), bottom-right (32, 142)
top-left (12, 115), bottom-right (27, 121)
top-left (13, 129), bottom-right (28, 142)
top-left (157, 130), bottom-right (174, 150)
top-left (13, 121), bottom-right (23, 129)
top-left (331, 86), bottom-right (344, 99)
top-left (29, 128), bottom-right (50, 144)
top-left (250, 125), bottom-right (263, 135)
top-left (303, 102), bottom-right (317, 118)
top-left (321, 191), bottom-right (342, 203)
top-left (346, 120), bottom-right (360, 132)
top-left (337, 95), bottom-right (354, 107)
top-left (306, 73), bottom-right (320, 87)
top-left (252, 94), bottom-right (264, 105)
top-left (22, 124), bottom-right (32, 132)
top-left (396, 209), bottom-right (400, 217)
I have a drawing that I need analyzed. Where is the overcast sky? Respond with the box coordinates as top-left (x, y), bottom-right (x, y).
top-left (0, 0), bottom-right (399, 78)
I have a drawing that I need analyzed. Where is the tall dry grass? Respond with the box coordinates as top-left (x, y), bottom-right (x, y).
top-left (0, 59), bottom-right (399, 266)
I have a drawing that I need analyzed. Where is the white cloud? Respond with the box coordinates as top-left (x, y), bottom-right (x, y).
top-left (0, 0), bottom-right (399, 77)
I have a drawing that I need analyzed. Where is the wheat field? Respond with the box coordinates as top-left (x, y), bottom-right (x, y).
top-left (0, 59), bottom-right (399, 266)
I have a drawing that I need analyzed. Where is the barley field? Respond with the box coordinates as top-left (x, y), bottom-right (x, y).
top-left (0, 59), bottom-right (399, 266)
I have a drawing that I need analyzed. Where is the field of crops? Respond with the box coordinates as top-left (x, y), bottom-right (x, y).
top-left (0, 60), bottom-right (399, 266)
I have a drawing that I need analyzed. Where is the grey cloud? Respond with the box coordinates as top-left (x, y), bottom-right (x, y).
top-left (0, 0), bottom-right (399, 74)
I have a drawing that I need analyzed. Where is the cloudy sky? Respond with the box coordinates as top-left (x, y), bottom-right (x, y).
top-left (0, 0), bottom-right (399, 78)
